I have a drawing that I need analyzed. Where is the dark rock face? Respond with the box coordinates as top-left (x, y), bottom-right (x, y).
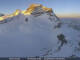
top-left (0, 19), bottom-right (8, 24)
top-left (0, 13), bottom-right (4, 17)
top-left (25, 18), bottom-right (28, 22)
top-left (78, 42), bottom-right (80, 46)
top-left (54, 22), bottom-right (62, 28)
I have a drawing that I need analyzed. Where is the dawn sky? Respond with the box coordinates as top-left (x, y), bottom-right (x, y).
top-left (0, 0), bottom-right (80, 18)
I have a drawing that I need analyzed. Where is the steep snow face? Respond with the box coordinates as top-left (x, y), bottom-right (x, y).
top-left (0, 4), bottom-right (80, 57)
top-left (0, 7), bottom-right (61, 57)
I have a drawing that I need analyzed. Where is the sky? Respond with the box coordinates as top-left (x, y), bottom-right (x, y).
top-left (0, 0), bottom-right (80, 18)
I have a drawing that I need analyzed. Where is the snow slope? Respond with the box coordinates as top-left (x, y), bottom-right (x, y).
top-left (0, 4), bottom-right (80, 57)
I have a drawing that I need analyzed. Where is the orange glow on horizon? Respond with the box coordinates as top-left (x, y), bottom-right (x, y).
top-left (56, 13), bottom-right (80, 18)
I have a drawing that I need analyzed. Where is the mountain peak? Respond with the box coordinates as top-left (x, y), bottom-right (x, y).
top-left (0, 4), bottom-right (53, 21)
top-left (29, 4), bottom-right (42, 8)
top-left (0, 9), bottom-right (21, 21)
top-left (12, 9), bottom-right (21, 16)
top-left (22, 4), bottom-right (53, 15)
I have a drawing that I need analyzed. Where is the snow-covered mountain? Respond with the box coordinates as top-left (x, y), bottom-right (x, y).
top-left (0, 4), bottom-right (80, 57)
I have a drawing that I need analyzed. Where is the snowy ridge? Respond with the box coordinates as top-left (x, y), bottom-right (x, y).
top-left (0, 4), bottom-right (80, 57)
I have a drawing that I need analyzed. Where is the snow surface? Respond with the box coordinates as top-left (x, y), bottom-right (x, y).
top-left (0, 10), bottom-right (80, 57)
